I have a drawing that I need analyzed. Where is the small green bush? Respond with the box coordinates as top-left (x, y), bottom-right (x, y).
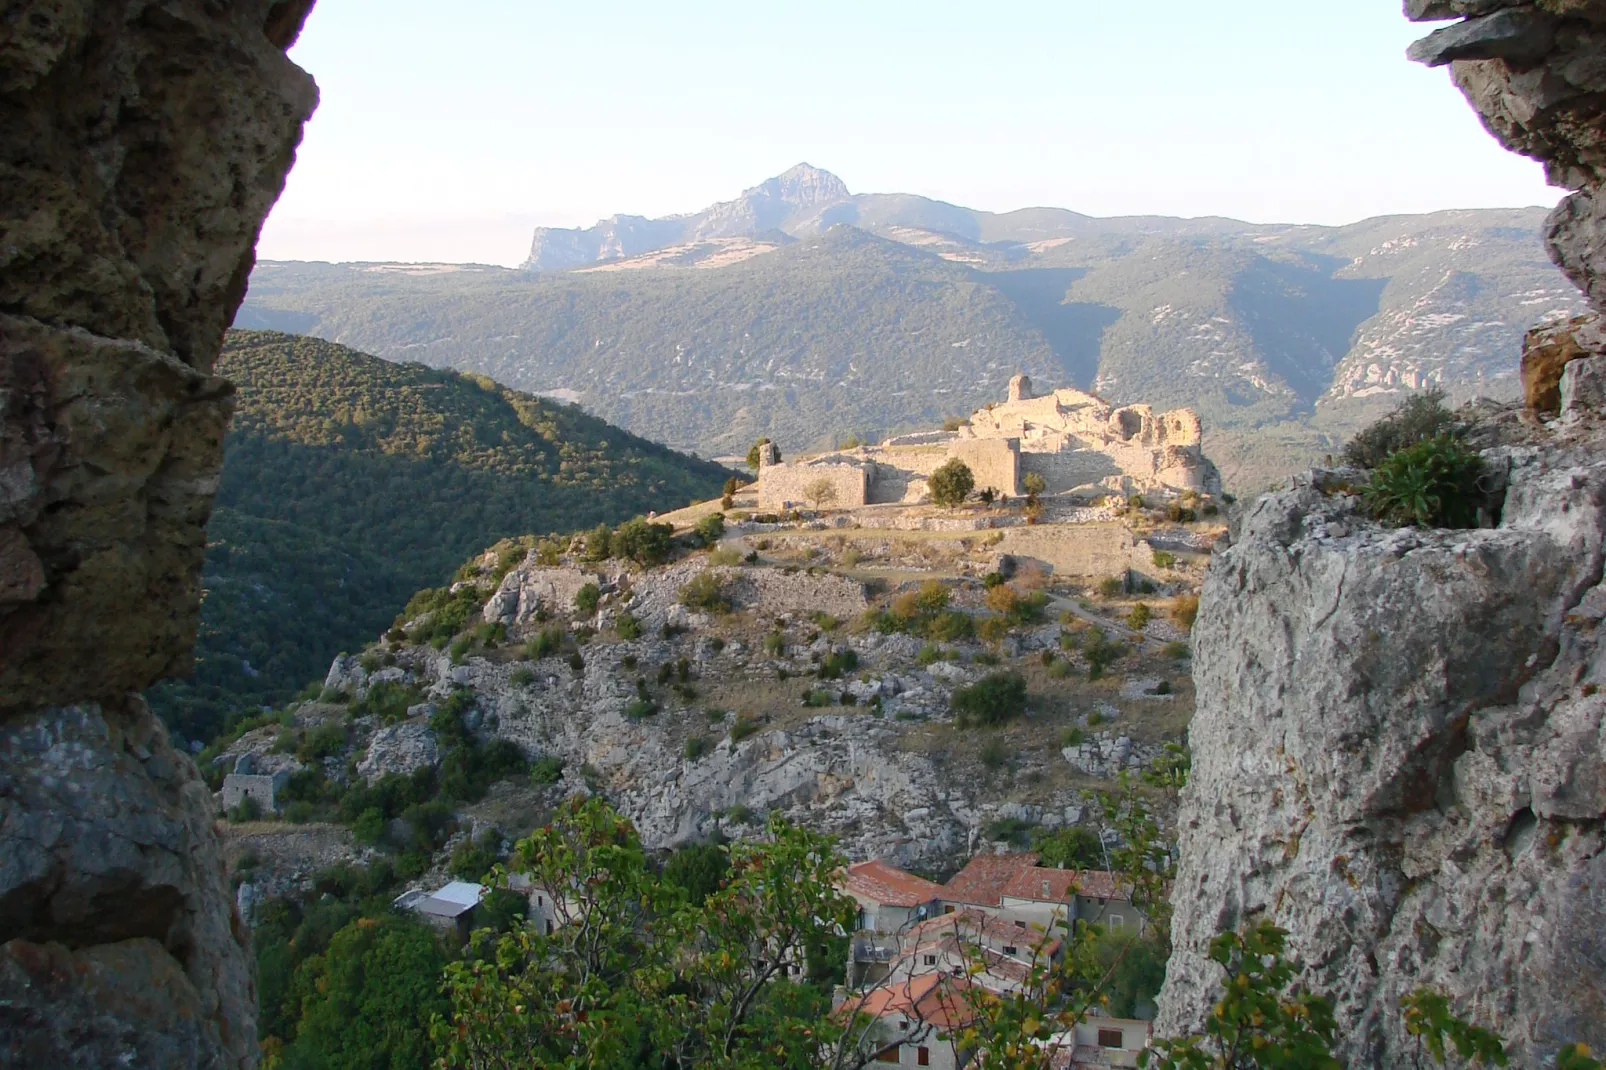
top-left (449, 636), bottom-right (473, 664)
top-left (916, 643), bottom-right (951, 666)
top-left (1128, 603), bottom-right (1153, 630)
top-left (729, 716), bottom-right (760, 743)
top-left (982, 572), bottom-right (1006, 589)
top-left (974, 651), bottom-right (1001, 667)
top-left (684, 735), bottom-right (711, 760)
top-left (1088, 709), bottom-right (1106, 727)
top-left (926, 610), bottom-right (976, 642)
top-left (811, 611), bottom-right (840, 632)
top-left (1343, 386), bottom-right (1459, 469)
top-left (624, 697), bottom-right (656, 720)
top-left (352, 806), bottom-right (385, 844)
top-left (352, 680), bottom-right (421, 723)
top-left (979, 738), bottom-right (1011, 771)
top-left (1060, 726), bottom-right (1084, 747)
top-left (708, 546), bottom-right (743, 567)
top-left (615, 612), bottom-right (643, 640)
top-left (1151, 550), bottom-right (1177, 569)
top-left (529, 756), bottom-right (564, 784)
top-left (1083, 629), bottom-right (1124, 681)
top-left (817, 649), bottom-right (859, 680)
top-left (804, 689), bottom-right (836, 708)
top-left (679, 572), bottom-right (731, 612)
top-left (525, 624), bottom-right (565, 659)
top-left (568, 651), bottom-right (585, 674)
top-left (928, 458), bottom-right (975, 507)
top-left (1363, 435), bottom-right (1486, 529)
top-left (574, 583), bottom-right (601, 615)
top-left (694, 512), bottom-right (726, 546)
top-left (952, 672), bottom-right (1029, 727)
top-left (509, 667), bottom-right (535, 687)
top-left (612, 516), bottom-right (675, 566)
top-left (1163, 640), bottom-right (1191, 660)
top-left (1097, 576), bottom-right (1124, 599)
top-left (763, 631), bottom-right (785, 656)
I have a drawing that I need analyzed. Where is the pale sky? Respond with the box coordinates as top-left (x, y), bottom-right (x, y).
top-left (257, 1), bottom-right (1561, 266)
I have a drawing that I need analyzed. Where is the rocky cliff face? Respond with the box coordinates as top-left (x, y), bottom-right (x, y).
top-left (1157, 5), bottom-right (1606, 1061)
top-left (0, 2), bottom-right (317, 1065)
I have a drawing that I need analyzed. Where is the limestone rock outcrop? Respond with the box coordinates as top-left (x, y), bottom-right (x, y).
top-left (1158, 423), bottom-right (1606, 1062)
top-left (1154, 11), bottom-right (1606, 1061)
top-left (0, 2), bottom-right (318, 1065)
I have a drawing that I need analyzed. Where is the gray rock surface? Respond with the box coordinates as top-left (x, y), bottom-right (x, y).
top-left (1157, 436), bottom-right (1606, 1063)
top-left (0, 2), bottom-right (318, 1065)
top-left (0, 698), bottom-right (255, 1067)
top-left (358, 721), bottom-right (441, 781)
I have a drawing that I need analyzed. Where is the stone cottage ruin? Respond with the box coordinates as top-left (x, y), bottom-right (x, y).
top-left (755, 375), bottom-right (1219, 509)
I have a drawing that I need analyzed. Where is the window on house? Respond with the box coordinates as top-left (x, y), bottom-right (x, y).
top-left (876, 1047), bottom-right (900, 1063)
top-left (1098, 1028), bottom-right (1124, 1048)
top-left (1003, 945), bottom-right (1017, 956)
top-left (898, 1019), bottom-right (909, 1031)
top-left (924, 954), bottom-right (937, 966)
top-left (1109, 913), bottom-right (1125, 930)
top-left (918, 1046), bottom-right (931, 1066)
top-left (1014, 920), bottom-right (1026, 929)
top-left (943, 904), bottom-right (955, 914)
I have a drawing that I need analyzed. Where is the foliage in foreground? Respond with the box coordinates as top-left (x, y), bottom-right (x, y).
top-left (1363, 435), bottom-right (1486, 529)
top-left (1341, 386), bottom-right (1460, 470)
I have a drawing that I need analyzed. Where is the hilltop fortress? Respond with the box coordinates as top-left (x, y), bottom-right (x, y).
top-left (756, 375), bottom-right (1220, 509)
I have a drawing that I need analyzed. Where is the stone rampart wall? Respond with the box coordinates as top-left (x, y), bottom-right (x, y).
top-left (948, 438), bottom-right (1020, 497)
top-left (756, 463), bottom-right (868, 509)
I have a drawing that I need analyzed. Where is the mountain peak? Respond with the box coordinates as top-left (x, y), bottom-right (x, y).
top-left (746, 163), bottom-right (851, 208)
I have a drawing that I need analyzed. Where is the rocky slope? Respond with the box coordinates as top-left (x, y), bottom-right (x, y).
top-left (218, 508), bottom-right (1205, 908)
top-left (0, 2), bottom-right (317, 1065)
top-left (1157, 4), bottom-right (1606, 1062)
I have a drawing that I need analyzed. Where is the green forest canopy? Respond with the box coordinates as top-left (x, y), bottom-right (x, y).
top-left (148, 330), bottom-right (732, 743)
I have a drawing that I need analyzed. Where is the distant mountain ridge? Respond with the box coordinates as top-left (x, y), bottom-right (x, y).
top-left (522, 163), bottom-right (1312, 271)
top-left (243, 166), bottom-right (1583, 493)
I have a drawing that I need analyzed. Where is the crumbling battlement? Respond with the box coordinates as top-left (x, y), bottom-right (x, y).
top-left (754, 374), bottom-right (1218, 508)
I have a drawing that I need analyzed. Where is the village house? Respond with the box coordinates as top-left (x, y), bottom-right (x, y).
top-left (941, 853), bottom-right (1144, 935)
top-left (842, 859), bottom-right (946, 934)
top-left (891, 908), bottom-right (1063, 994)
top-left (838, 973), bottom-right (979, 1070)
top-left (1045, 1017), bottom-right (1154, 1069)
top-left (393, 880), bottom-right (484, 943)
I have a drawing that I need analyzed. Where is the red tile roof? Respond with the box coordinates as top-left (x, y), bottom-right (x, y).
top-left (1000, 868), bottom-right (1130, 903)
top-left (842, 859), bottom-right (946, 908)
top-left (941, 852), bottom-right (1040, 907)
top-left (848, 973), bottom-right (980, 1029)
top-left (904, 907), bottom-right (1062, 959)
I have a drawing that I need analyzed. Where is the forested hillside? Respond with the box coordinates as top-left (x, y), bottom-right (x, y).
top-left (148, 331), bottom-right (732, 742)
top-left (238, 199), bottom-right (1582, 492)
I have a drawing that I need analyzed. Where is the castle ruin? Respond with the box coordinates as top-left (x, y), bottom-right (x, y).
top-left (755, 375), bottom-right (1219, 509)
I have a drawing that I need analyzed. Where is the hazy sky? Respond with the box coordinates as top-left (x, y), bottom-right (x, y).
top-left (257, 1), bottom-right (1559, 266)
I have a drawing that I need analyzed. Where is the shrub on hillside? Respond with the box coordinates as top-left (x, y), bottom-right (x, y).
top-left (928, 458), bottom-right (975, 507)
top-left (1127, 603), bottom-right (1152, 630)
top-left (613, 516), bottom-right (675, 566)
top-left (615, 612), bottom-right (643, 640)
top-left (1342, 387), bottom-right (1460, 469)
top-left (1083, 629), bottom-right (1124, 681)
top-left (1363, 435), bottom-right (1486, 529)
top-left (695, 512), bottom-right (726, 546)
top-left (1096, 576), bottom-right (1124, 599)
top-left (679, 571), bottom-right (731, 612)
top-left (1170, 594), bottom-right (1199, 632)
top-left (952, 671), bottom-right (1028, 727)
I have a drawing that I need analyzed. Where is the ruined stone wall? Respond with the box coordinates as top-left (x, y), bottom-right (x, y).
top-left (755, 461), bottom-right (868, 510)
top-left (0, 3), bottom-right (318, 1065)
top-left (947, 437), bottom-right (1020, 497)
